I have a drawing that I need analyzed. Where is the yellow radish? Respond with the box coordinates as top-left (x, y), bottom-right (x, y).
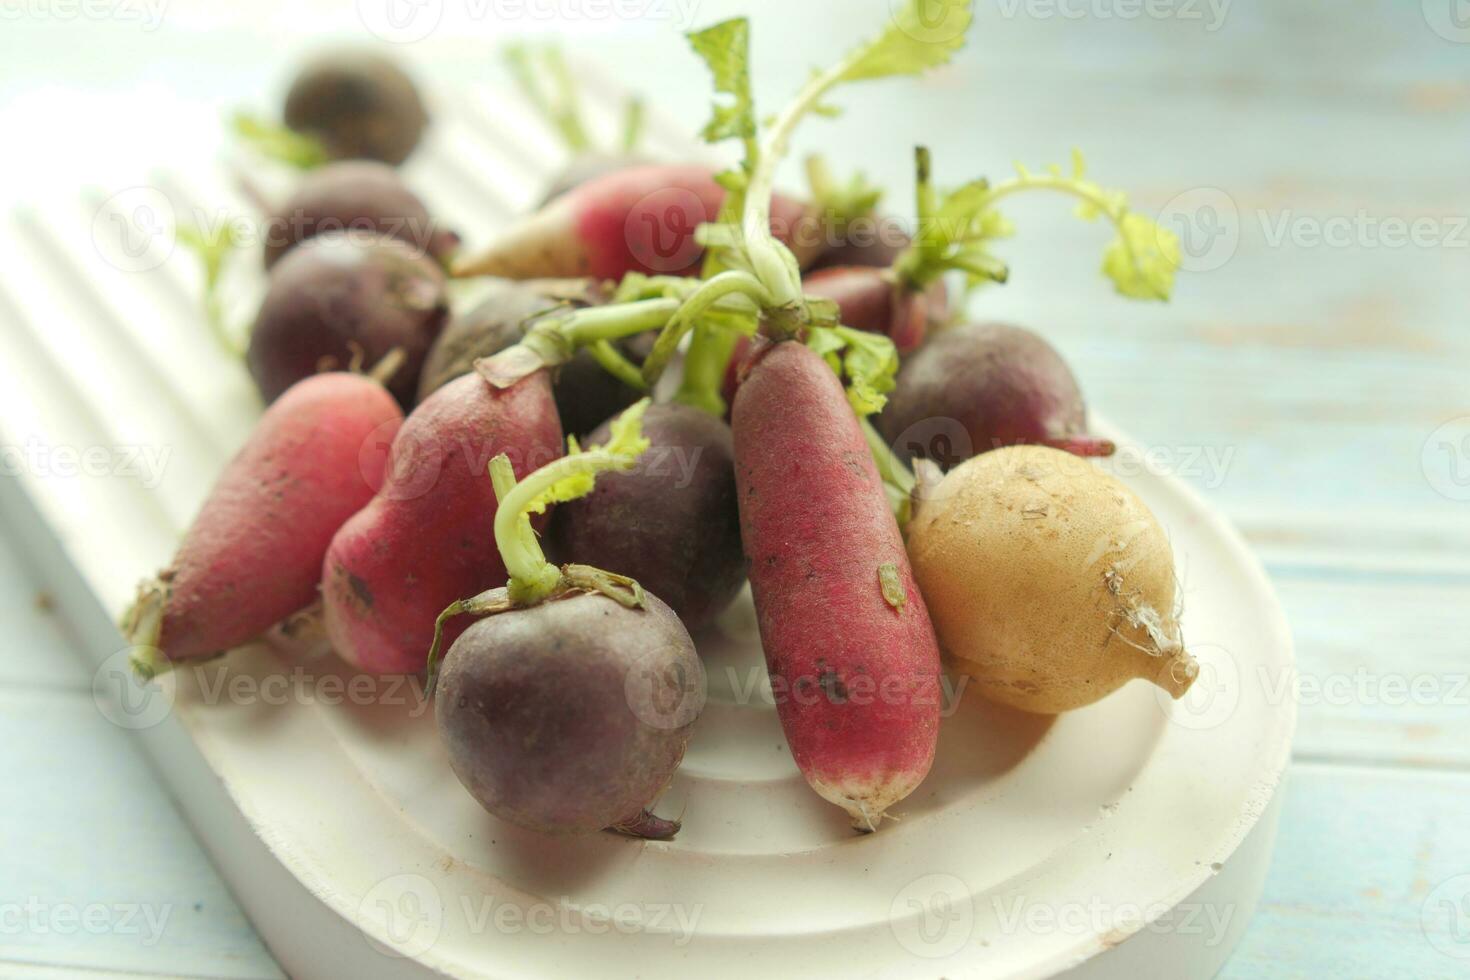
top-left (906, 445), bottom-right (1198, 713)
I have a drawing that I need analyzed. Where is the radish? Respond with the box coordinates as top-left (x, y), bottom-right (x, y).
top-left (416, 278), bottom-right (651, 437)
top-left (733, 341), bottom-right (940, 830)
top-left (285, 51), bottom-right (425, 165)
top-left (802, 155), bottom-right (908, 271)
top-left (449, 4), bottom-right (976, 829)
top-left (879, 321), bottom-right (1114, 465)
top-left (123, 371), bottom-right (403, 677)
top-left (261, 161), bottom-right (457, 269)
top-left (802, 264), bottom-right (948, 354)
top-left (450, 163), bottom-right (821, 281)
top-left (321, 369), bottom-right (563, 675)
top-left (906, 446), bottom-right (1199, 713)
top-left (550, 402), bottom-right (745, 631)
top-left (430, 401), bottom-right (703, 838)
top-left (236, 48), bottom-right (428, 167)
top-left (247, 231), bottom-right (449, 408)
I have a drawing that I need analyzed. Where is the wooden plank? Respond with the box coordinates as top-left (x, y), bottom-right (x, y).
top-left (1221, 761), bottom-right (1470, 979)
top-left (1274, 575), bottom-right (1470, 769)
top-left (0, 686), bottom-right (281, 978)
top-left (0, 525), bottom-right (89, 693)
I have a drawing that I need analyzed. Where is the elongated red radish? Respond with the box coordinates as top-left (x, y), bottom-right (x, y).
top-left (123, 372), bottom-right (402, 677)
top-left (321, 370), bottom-right (563, 674)
top-left (452, 163), bottom-right (821, 280)
top-left (802, 265), bottom-right (948, 354)
top-left (732, 341), bottom-right (941, 830)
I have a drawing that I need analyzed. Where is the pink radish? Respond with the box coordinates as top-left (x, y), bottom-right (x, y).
top-left (802, 265), bottom-right (948, 354)
top-left (452, 163), bottom-right (821, 281)
top-left (321, 370), bottom-right (563, 674)
top-left (123, 372), bottom-right (403, 677)
top-left (732, 341), bottom-right (941, 830)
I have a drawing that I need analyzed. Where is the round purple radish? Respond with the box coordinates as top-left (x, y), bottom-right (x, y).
top-left (435, 590), bottom-right (699, 838)
top-left (879, 321), bottom-right (1113, 468)
top-left (551, 403), bottom-right (745, 631)
top-left (284, 49), bottom-right (428, 166)
top-left (262, 161), bottom-right (456, 269)
top-left (248, 231), bottom-right (449, 408)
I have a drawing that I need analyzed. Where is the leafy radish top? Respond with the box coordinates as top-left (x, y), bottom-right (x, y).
top-left (481, 0), bottom-right (1180, 454)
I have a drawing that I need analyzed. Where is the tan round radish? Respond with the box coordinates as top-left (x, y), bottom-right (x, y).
top-left (906, 445), bottom-right (1198, 713)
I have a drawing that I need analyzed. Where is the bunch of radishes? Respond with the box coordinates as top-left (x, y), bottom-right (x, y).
top-left (126, 0), bottom-right (1201, 839)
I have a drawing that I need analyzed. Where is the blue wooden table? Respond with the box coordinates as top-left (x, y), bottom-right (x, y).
top-left (1, 1), bottom-right (1468, 976)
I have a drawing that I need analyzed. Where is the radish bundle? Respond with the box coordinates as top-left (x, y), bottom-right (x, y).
top-left (125, 0), bottom-right (1201, 843)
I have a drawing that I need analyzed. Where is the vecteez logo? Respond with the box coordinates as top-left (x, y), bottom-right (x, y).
top-left (358, 0), bottom-right (444, 43)
top-left (1423, 0), bottom-right (1470, 42)
top-left (91, 186), bottom-right (176, 273)
top-left (1156, 187), bottom-right (1239, 273)
top-left (624, 187), bottom-right (708, 274)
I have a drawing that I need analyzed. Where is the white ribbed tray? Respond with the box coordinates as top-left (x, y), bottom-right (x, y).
top-left (0, 63), bottom-right (1293, 979)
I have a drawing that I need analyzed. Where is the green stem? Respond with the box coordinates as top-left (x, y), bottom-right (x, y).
top-left (640, 271), bottom-right (768, 386)
top-left (976, 172), bottom-right (1144, 286)
top-left (674, 326), bottom-right (739, 416)
top-left (491, 413), bottom-right (648, 605)
top-left (620, 96), bottom-right (645, 154)
top-left (741, 47), bottom-right (868, 308)
top-left (586, 340), bottom-right (649, 392)
top-left (230, 112), bottom-right (328, 170)
top-left (894, 146), bottom-right (940, 289)
top-left (178, 224), bottom-right (246, 358)
top-left (861, 417), bottom-right (916, 523)
top-left (506, 45), bottom-right (591, 153)
top-left (558, 297), bottom-right (682, 348)
top-left (480, 298), bottom-right (681, 391)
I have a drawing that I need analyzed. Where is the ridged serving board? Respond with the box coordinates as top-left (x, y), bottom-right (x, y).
top-left (0, 61), bottom-right (1293, 979)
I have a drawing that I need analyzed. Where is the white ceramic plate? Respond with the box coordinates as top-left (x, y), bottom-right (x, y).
top-left (0, 66), bottom-right (1294, 979)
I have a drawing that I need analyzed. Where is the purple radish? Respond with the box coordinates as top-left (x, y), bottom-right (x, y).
top-left (436, 591), bottom-right (699, 838)
top-left (879, 321), bottom-right (1114, 467)
top-left (550, 402), bottom-right (745, 631)
top-left (416, 278), bottom-right (650, 437)
top-left (262, 161), bottom-right (456, 269)
top-left (430, 400), bottom-right (702, 838)
top-left (283, 49), bottom-right (428, 166)
top-left (247, 231), bottom-right (449, 408)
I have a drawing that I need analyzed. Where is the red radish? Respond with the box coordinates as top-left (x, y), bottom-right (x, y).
top-left (452, 164), bottom-right (822, 281)
top-left (802, 265), bottom-right (948, 354)
top-left (124, 372), bottom-right (402, 677)
top-left (808, 224), bottom-right (910, 272)
top-left (732, 341), bottom-right (941, 830)
top-left (321, 370), bottom-right (563, 674)
top-left (719, 334), bottom-right (752, 418)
